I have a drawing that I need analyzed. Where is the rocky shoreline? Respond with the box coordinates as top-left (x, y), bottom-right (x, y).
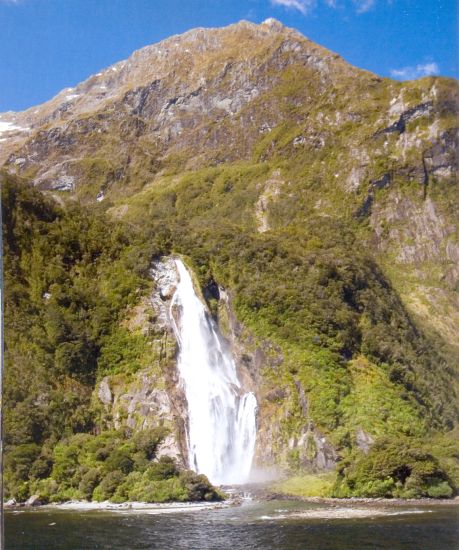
top-left (4, 498), bottom-right (233, 512)
top-left (5, 492), bottom-right (458, 511)
top-left (263, 494), bottom-right (459, 507)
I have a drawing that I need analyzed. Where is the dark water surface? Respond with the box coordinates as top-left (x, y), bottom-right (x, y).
top-left (6, 499), bottom-right (458, 550)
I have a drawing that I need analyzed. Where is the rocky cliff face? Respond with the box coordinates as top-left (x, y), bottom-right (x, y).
top-left (213, 279), bottom-right (339, 473)
top-left (6, 19), bottom-right (455, 195)
top-left (94, 255), bottom-right (339, 474)
top-left (0, 19), bottom-right (349, 175)
top-left (93, 259), bottom-right (190, 466)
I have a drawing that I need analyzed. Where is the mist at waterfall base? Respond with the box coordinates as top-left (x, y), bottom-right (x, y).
top-left (170, 259), bottom-right (257, 485)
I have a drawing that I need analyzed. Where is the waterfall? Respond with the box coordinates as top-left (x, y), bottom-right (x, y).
top-left (170, 259), bottom-right (257, 485)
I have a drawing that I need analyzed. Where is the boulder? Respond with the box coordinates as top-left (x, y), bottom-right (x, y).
top-left (25, 494), bottom-right (44, 506)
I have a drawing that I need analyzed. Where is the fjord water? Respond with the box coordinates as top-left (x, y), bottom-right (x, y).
top-left (6, 500), bottom-right (458, 549)
top-left (170, 259), bottom-right (257, 484)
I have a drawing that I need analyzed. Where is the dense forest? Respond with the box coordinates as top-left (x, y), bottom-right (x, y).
top-left (2, 173), bottom-right (220, 503)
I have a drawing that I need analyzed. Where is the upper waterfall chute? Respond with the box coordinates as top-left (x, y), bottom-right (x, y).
top-left (170, 258), bottom-right (257, 485)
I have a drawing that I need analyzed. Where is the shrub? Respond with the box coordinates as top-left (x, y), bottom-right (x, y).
top-left (93, 470), bottom-right (126, 501)
top-left (50, 487), bottom-right (81, 503)
top-left (51, 444), bottom-right (80, 483)
top-left (145, 457), bottom-right (179, 481)
top-left (133, 428), bottom-right (168, 460)
top-left (79, 468), bottom-right (101, 500)
top-left (15, 482), bottom-right (31, 502)
top-left (29, 454), bottom-right (53, 480)
top-left (133, 477), bottom-right (189, 503)
top-left (104, 446), bottom-right (135, 475)
top-left (29, 478), bottom-right (59, 502)
top-left (5, 443), bottom-right (41, 482)
top-left (334, 437), bottom-right (453, 498)
top-left (426, 481), bottom-right (453, 499)
top-left (179, 470), bottom-right (222, 501)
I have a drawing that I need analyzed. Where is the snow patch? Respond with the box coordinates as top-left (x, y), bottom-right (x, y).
top-left (263, 18), bottom-right (279, 26)
top-left (0, 121), bottom-right (28, 137)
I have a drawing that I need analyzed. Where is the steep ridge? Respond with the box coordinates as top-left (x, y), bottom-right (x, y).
top-left (2, 20), bottom-right (458, 502)
top-left (2, 20), bottom-right (370, 194)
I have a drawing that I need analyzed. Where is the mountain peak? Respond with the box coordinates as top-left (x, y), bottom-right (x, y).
top-left (261, 17), bottom-right (287, 30)
top-left (0, 18), bottom-right (379, 169)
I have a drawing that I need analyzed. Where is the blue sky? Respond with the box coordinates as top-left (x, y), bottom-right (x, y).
top-left (0, 0), bottom-right (456, 112)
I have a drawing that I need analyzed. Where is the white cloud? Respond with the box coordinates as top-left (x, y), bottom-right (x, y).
top-left (352, 0), bottom-right (376, 13)
top-left (271, 0), bottom-right (317, 15)
top-left (390, 62), bottom-right (439, 80)
top-left (271, 0), bottom-right (389, 15)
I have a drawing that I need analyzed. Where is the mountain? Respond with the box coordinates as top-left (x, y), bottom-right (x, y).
top-left (2, 19), bottom-right (458, 503)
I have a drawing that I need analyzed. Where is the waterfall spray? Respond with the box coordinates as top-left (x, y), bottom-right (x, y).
top-left (170, 259), bottom-right (257, 485)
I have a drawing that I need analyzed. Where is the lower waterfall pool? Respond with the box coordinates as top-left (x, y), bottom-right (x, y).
top-left (6, 499), bottom-right (458, 549)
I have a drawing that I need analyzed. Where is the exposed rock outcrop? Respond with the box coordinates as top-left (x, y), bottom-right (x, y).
top-left (95, 260), bottom-right (187, 465)
top-left (25, 494), bottom-right (46, 506)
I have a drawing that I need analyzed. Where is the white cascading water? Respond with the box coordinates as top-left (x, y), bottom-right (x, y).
top-left (170, 259), bottom-right (257, 485)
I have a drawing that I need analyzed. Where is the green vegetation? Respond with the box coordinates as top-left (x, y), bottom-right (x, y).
top-left (271, 473), bottom-right (336, 498)
top-left (4, 146), bottom-right (458, 500)
top-left (2, 173), bottom-right (188, 502)
top-left (115, 153), bottom-right (457, 498)
top-left (5, 428), bottom-right (221, 503)
top-left (334, 437), bottom-right (455, 498)
top-left (97, 327), bottom-right (157, 377)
